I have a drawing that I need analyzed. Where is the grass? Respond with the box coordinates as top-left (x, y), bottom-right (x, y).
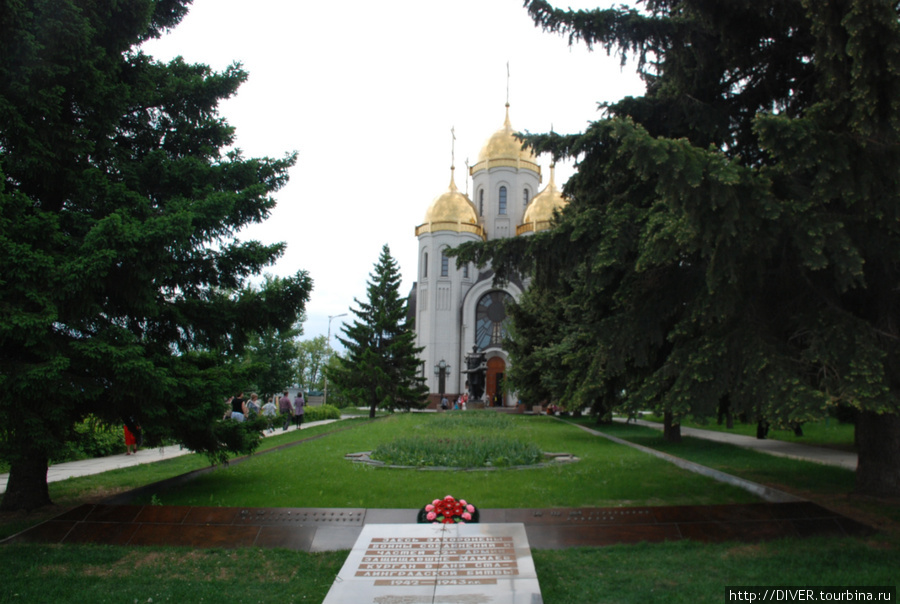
top-left (0, 420), bottom-right (356, 541)
top-left (1, 413), bottom-right (898, 603)
top-left (637, 413), bottom-right (856, 451)
top-left (533, 536), bottom-right (899, 603)
top-left (1, 536), bottom-right (896, 603)
top-left (566, 418), bottom-right (900, 533)
top-left (1, 543), bottom-right (346, 603)
top-left (578, 420), bottom-right (857, 494)
top-left (130, 413), bottom-right (760, 509)
top-left (338, 406), bottom-right (390, 417)
top-left (46, 419), bottom-right (352, 503)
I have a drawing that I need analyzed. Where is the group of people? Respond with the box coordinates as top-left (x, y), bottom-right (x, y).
top-left (224, 390), bottom-right (305, 432)
top-left (277, 390), bottom-right (305, 431)
top-left (224, 391), bottom-right (260, 422)
top-left (440, 393), bottom-right (469, 411)
top-left (124, 389), bottom-right (307, 456)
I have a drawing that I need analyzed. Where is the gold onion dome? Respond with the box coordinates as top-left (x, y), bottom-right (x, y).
top-left (416, 167), bottom-right (485, 238)
top-left (518, 163), bottom-right (567, 235)
top-left (471, 103), bottom-right (540, 176)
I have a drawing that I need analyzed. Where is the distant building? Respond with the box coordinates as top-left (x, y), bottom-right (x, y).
top-left (411, 103), bottom-right (566, 406)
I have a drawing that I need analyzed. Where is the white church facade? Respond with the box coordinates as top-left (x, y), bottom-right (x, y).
top-left (412, 103), bottom-right (566, 407)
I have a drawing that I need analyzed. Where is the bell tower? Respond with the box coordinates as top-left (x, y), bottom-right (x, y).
top-left (469, 104), bottom-right (542, 241)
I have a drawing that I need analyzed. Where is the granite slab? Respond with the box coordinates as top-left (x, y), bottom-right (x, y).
top-left (323, 523), bottom-right (542, 604)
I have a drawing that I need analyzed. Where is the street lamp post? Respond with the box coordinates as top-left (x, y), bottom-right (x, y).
top-left (324, 313), bottom-right (347, 407)
top-left (434, 359), bottom-right (451, 403)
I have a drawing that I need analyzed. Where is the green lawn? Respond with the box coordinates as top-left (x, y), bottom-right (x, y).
top-left (1, 543), bottom-right (347, 603)
top-left (575, 419), bottom-right (857, 496)
top-left (2, 536), bottom-right (896, 603)
top-left (566, 418), bottom-right (900, 534)
top-left (131, 413), bottom-right (760, 509)
top-left (0, 420), bottom-right (357, 541)
top-left (44, 419), bottom-right (355, 504)
top-left (534, 536), bottom-right (898, 603)
top-left (1, 413), bottom-right (897, 604)
top-left (636, 413), bottom-right (856, 451)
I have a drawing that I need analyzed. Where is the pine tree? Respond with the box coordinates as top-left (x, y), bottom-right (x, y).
top-left (0, 1), bottom-right (312, 510)
top-left (455, 0), bottom-right (900, 495)
top-left (328, 245), bottom-right (428, 418)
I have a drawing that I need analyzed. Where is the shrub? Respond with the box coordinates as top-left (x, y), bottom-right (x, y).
top-left (74, 421), bottom-right (123, 458)
top-left (371, 435), bottom-right (542, 468)
top-left (306, 404), bottom-right (341, 422)
top-left (371, 413), bottom-right (543, 468)
top-left (50, 417), bottom-right (123, 463)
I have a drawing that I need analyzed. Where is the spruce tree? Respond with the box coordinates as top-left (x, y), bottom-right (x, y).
top-left (454, 0), bottom-right (900, 495)
top-left (329, 244), bottom-right (428, 418)
top-left (0, 1), bottom-right (312, 510)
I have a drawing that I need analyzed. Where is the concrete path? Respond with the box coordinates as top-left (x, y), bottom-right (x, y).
top-left (615, 417), bottom-right (858, 471)
top-left (0, 419), bottom-right (340, 495)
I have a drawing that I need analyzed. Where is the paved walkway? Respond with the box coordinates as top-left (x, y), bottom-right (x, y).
top-left (615, 418), bottom-right (858, 471)
top-left (0, 419), bottom-right (340, 495)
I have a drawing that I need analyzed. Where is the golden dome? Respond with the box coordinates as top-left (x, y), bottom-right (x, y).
top-left (416, 167), bottom-right (485, 239)
top-left (517, 164), bottom-right (567, 235)
top-left (470, 104), bottom-right (541, 176)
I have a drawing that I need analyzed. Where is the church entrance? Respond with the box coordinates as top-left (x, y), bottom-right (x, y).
top-left (486, 357), bottom-right (506, 406)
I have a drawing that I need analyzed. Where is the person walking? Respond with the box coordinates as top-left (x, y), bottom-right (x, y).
top-left (279, 391), bottom-right (292, 431)
top-left (261, 396), bottom-right (277, 432)
top-left (293, 391), bottom-right (305, 428)
top-left (230, 391), bottom-right (246, 422)
top-left (123, 425), bottom-right (137, 455)
top-left (244, 393), bottom-right (260, 418)
top-left (123, 415), bottom-right (142, 455)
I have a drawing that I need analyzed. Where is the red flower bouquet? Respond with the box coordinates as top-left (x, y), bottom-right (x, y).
top-left (416, 495), bottom-right (479, 524)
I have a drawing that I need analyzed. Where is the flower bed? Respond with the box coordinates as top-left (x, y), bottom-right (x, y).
top-left (371, 435), bottom-right (542, 468)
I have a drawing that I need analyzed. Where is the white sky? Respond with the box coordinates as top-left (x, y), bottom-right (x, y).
top-left (141, 0), bottom-right (645, 343)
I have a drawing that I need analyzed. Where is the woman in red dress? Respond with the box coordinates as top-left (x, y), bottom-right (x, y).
top-left (123, 424), bottom-right (138, 455)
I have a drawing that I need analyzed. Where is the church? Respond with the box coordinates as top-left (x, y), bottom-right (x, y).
top-left (411, 103), bottom-right (566, 407)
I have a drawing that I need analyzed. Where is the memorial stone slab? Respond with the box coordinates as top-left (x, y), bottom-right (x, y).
top-left (323, 523), bottom-right (542, 604)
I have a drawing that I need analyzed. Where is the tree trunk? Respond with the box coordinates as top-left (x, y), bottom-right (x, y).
top-left (718, 397), bottom-right (734, 428)
top-left (0, 454), bottom-right (52, 512)
top-left (856, 410), bottom-right (900, 496)
top-left (663, 411), bottom-right (681, 443)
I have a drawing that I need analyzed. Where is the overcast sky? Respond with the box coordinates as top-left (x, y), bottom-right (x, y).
top-left (141, 0), bottom-right (645, 343)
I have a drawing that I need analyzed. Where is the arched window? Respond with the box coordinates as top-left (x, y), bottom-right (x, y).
top-left (479, 189), bottom-right (484, 216)
top-left (423, 252), bottom-right (428, 278)
top-left (440, 251), bottom-right (449, 277)
top-left (523, 187), bottom-right (530, 207)
top-left (499, 186), bottom-right (507, 215)
top-left (475, 290), bottom-right (514, 350)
